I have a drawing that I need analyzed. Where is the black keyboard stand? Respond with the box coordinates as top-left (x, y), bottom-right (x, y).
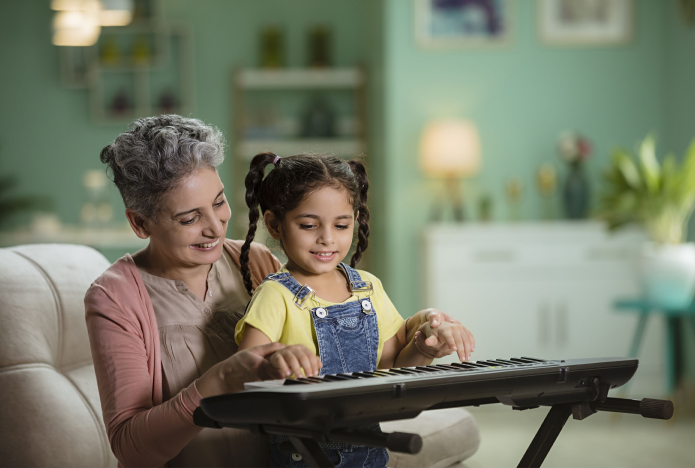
top-left (517, 397), bottom-right (674, 468)
top-left (194, 396), bottom-right (672, 468)
top-left (192, 408), bottom-right (423, 468)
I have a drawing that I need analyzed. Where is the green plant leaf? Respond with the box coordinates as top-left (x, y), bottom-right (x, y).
top-left (612, 149), bottom-right (641, 190)
top-left (639, 135), bottom-right (660, 194)
top-left (680, 138), bottom-right (695, 198)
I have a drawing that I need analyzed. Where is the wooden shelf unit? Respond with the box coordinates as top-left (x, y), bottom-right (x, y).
top-left (230, 67), bottom-right (369, 241)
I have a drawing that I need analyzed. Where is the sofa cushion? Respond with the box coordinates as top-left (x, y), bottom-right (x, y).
top-left (0, 244), bottom-right (117, 467)
top-left (383, 408), bottom-right (479, 468)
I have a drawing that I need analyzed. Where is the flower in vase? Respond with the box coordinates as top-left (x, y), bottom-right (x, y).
top-left (558, 132), bottom-right (592, 164)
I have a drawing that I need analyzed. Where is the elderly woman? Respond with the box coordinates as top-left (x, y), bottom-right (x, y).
top-left (86, 115), bottom-right (455, 468)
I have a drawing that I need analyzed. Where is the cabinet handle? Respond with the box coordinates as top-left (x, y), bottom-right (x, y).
top-left (556, 303), bottom-right (567, 346)
top-left (539, 304), bottom-right (550, 346)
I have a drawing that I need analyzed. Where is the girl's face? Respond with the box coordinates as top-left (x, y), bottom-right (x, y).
top-left (143, 167), bottom-right (231, 268)
top-left (269, 185), bottom-right (356, 277)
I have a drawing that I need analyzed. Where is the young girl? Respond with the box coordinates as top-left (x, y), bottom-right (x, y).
top-left (235, 153), bottom-right (474, 468)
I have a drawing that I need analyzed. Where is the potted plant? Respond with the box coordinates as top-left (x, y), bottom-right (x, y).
top-left (599, 135), bottom-right (695, 308)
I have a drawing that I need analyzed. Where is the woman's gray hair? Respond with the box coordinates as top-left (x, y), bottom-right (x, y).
top-left (100, 115), bottom-right (226, 221)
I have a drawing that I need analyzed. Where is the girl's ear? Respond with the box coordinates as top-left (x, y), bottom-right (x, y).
top-left (264, 211), bottom-right (282, 240)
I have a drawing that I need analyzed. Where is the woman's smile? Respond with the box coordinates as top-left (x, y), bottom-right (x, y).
top-left (191, 238), bottom-right (220, 251)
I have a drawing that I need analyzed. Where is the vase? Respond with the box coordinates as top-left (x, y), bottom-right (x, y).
top-left (639, 242), bottom-right (695, 309)
top-left (563, 161), bottom-right (589, 219)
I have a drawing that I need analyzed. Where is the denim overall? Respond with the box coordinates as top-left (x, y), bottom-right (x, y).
top-left (266, 263), bottom-right (389, 468)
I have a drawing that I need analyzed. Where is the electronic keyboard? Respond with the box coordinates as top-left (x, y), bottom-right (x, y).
top-left (194, 357), bottom-right (673, 468)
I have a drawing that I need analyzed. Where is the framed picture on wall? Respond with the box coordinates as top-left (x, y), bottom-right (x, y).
top-left (538, 0), bottom-right (633, 46)
top-left (415, 0), bottom-right (513, 48)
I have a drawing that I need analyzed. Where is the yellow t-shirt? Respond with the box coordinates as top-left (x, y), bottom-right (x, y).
top-left (235, 265), bottom-right (404, 366)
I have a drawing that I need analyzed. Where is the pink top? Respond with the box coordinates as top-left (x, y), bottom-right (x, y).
top-left (85, 239), bottom-right (280, 467)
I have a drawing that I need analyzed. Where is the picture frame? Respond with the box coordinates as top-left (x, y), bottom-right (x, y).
top-left (415, 0), bottom-right (513, 49)
top-left (538, 0), bottom-right (634, 46)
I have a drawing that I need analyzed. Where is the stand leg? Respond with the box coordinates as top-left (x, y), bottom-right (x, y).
top-left (288, 436), bottom-right (335, 468)
top-left (666, 317), bottom-right (679, 395)
top-left (628, 314), bottom-right (649, 358)
top-left (517, 403), bottom-right (572, 468)
top-left (615, 313), bottom-right (649, 402)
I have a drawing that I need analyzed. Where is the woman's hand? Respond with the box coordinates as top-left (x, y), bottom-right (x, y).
top-left (411, 309), bottom-right (475, 362)
top-left (269, 344), bottom-right (323, 378)
top-left (197, 342), bottom-right (289, 396)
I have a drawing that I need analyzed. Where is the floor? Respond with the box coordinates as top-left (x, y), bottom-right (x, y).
top-left (463, 404), bottom-right (695, 468)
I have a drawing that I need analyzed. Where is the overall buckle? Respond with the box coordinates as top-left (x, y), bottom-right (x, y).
top-left (350, 280), bottom-right (374, 297)
top-left (293, 284), bottom-right (316, 310)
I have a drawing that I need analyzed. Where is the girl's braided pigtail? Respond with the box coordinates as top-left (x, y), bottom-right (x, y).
top-left (240, 152), bottom-right (279, 296)
top-left (347, 160), bottom-right (370, 268)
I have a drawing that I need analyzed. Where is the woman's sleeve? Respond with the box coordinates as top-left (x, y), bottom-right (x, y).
top-left (86, 284), bottom-right (202, 468)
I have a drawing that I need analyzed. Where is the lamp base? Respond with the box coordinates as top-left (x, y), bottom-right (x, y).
top-left (429, 178), bottom-right (465, 222)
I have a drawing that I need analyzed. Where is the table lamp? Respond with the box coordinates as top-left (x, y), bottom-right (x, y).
top-left (419, 119), bottom-right (481, 221)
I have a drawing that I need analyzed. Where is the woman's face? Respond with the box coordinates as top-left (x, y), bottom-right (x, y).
top-left (146, 167), bottom-right (231, 268)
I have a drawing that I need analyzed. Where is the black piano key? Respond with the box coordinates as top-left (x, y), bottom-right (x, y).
top-left (465, 362), bottom-right (488, 368)
top-left (322, 375), bottom-right (352, 381)
top-left (520, 357), bottom-right (547, 362)
top-left (373, 370), bottom-right (397, 376)
top-left (510, 357), bottom-right (544, 364)
top-left (448, 363), bottom-right (477, 370)
top-left (431, 364), bottom-right (459, 371)
top-left (351, 372), bottom-right (378, 378)
top-left (400, 367), bottom-right (428, 373)
top-left (492, 359), bottom-right (517, 365)
top-left (358, 371), bottom-right (388, 378)
top-left (336, 373), bottom-right (362, 380)
top-left (415, 366), bottom-right (443, 373)
top-left (476, 360), bottom-right (505, 367)
top-left (387, 368), bottom-right (416, 375)
top-left (306, 377), bottom-right (326, 383)
top-left (284, 378), bottom-right (310, 385)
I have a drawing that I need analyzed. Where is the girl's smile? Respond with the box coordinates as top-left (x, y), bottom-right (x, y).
top-left (310, 250), bottom-right (338, 262)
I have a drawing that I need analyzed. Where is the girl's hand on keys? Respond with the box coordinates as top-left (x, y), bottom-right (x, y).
top-left (269, 344), bottom-right (323, 378)
top-left (415, 320), bottom-right (475, 362)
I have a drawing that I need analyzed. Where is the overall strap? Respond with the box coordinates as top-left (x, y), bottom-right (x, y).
top-left (338, 263), bottom-right (373, 295)
top-left (263, 272), bottom-right (315, 309)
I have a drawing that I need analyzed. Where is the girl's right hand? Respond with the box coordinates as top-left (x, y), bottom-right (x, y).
top-left (269, 344), bottom-right (323, 378)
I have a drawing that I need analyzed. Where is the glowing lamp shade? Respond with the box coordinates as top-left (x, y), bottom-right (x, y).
top-left (99, 0), bottom-right (134, 26)
top-left (419, 120), bottom-right (482, 179)
top-left (52, 0), bottom-right (101, 46)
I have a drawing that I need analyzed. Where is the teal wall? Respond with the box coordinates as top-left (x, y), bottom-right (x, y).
top-left (380, 0), bottom-right (668, 314)
top-left (0, 0), bottom-right (378, 230)
top-left (0, 1), bottom-right (124, 227)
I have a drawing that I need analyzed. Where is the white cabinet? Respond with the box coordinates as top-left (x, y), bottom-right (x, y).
top-left (423, 222), bottom-right (665, 396)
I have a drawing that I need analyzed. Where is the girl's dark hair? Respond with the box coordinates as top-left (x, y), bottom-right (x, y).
top-left (240, 153), bottom-right (370, 295)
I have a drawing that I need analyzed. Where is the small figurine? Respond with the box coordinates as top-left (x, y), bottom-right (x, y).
top-left (259, 26), bottom-right (284, 69)
top-left (536, 163), bottom-right (557, 220)
top-left (505, 177), bottom-right (524, 221)
top-left (307, 25), bottom-right (332, 68)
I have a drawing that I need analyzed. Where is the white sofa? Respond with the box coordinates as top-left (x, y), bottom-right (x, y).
top-left (0, 244), bottom-right (479, 467)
